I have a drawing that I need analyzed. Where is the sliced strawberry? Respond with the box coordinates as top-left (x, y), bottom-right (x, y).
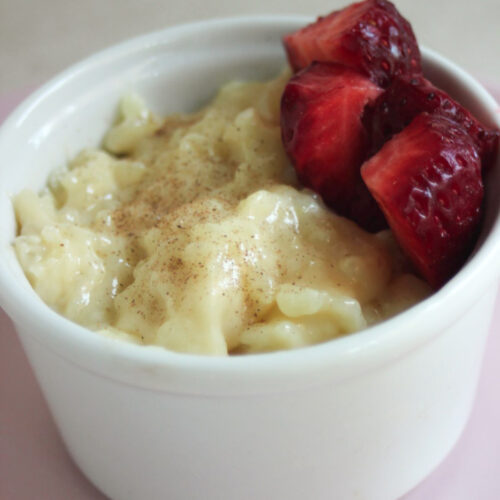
top-left (281, 62), bottom-right (385, 231)
top-left (283, 0), bottom-right (421, 87)
top-left (361, 112), bottom-right (483, 288)
top-left (363, 75), bottom-right (499, 169)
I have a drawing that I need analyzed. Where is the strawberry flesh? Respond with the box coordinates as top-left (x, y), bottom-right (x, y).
top-left (281, 61), bottom-right (386, 231)
top-left (361, 112), bottom-right (483, 288)
top-left (283, 0), bottom-right (422, 87)
top-left (363, 74), bottom-right (499, 169)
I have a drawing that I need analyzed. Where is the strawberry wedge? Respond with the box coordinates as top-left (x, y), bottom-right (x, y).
top-left (363, 74), bottom-right (500, 169)
top-left (362, 113), bottom-right (483, 288)
top-left (284, 0), bottom-right (421, 87)
top-left (281, 62), bottom-right (386, 231)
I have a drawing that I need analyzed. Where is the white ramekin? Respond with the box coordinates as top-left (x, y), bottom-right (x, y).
top-left (0, 16), bottom-right (499, 500)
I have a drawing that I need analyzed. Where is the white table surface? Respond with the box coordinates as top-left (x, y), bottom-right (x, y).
top-left (1, 0), bottom-right (500, 96)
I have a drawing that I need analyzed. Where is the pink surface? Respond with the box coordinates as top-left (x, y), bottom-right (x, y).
top-left (1, 89), bottom-right (500, 500)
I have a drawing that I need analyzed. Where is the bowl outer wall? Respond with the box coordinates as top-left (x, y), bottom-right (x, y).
top-left (0, 16), bottom-right (498, 396)
top-left (13, 291), bottom-right (496, 500)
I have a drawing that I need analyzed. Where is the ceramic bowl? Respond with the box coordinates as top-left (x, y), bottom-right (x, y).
top-left (0, 16), bottom-right (499, 500)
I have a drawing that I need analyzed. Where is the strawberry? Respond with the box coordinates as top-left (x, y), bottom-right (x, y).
top-left (363, 74), bottom-right (499, 169)
top-left (283, 0), bottom-right (421, 87)
top-left (361, 112), bottom-right (483, 288)
top-left (281, 61), bottom-right (386, 231)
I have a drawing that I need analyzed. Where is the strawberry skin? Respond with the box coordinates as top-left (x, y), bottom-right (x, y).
top-left (281, 62), bottom-right (386, 231)
top-left (362, 112), bottom-right (483, 288)
top-left (363, 74), bottom-right (499, 169)
top-left (283, 0), bottom-right (421, 87)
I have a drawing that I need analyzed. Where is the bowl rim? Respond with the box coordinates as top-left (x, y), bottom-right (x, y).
top-left (0, 15), bottom-right (499, 391)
